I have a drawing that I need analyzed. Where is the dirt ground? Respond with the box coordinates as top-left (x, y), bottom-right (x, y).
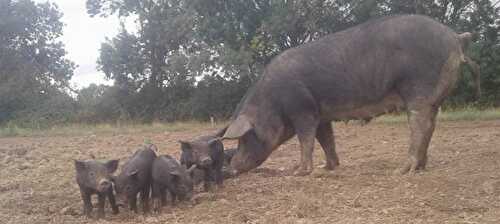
top-left (1, 120), bottom-right (500, 224)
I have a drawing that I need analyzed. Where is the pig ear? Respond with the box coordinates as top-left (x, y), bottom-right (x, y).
top-left (169, 169), bottom-right (182, 177)
top-left (214, 126), bottom-right (228, 137)
top-left (187, 164), bottom-right (197, 174)
top-left (128, 169), bottom-right (139, 178)
top-left (148, 144), bottom-right (158, 152)
top-left (74, 160), bottom-right (86, 172)
top-left (223, 115), bottom-right (253, 139)
top-left (105, 160), bottom-right (119, 173)
top-left (208, 138), bottom-right (220, 147)
top-left (179, 140), bottom-right (191, 151)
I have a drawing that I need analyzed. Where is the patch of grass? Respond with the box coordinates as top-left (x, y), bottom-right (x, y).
top-left (376, 107), bottom-right (500, 123)
top-left (0, 123), bottom-right (31, 137)
top-left (1, 108), bottom-right (499, 138)
top-left (0, 121), bottom-right (225, 138)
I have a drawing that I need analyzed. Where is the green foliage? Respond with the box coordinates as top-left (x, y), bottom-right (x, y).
top-left (12, 89), bottom-right (77, 127)
top-left (76, 84), bottom-right (123, 123)
top-left (6, 0), bottom-right (499, 126)
top-left (0, 0), bottom-right (76, 125)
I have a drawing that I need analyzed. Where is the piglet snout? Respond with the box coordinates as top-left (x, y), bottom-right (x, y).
top-left (97, 179), bottom-right (112, 192)
top-left (200, 157), bottom-right (212, 167)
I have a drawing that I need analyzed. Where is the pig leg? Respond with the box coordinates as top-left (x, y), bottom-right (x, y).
top-left (152, 182), bottom-right (161, 212)
top-left (159, 186), bottom-right (167, 207)
top-left (129, 195), bottom-right (138, 213)
top-left (80, 189), bottom-right (92, 218)
top-left (283, 89), bottom-right (320, 176)
top-left (140, 186), bottom-right (150, 213)
top-left (203, 169), bottom-right (213, 192)
top-left (168, 190), bottom-right (177, 206)
top-left (316, 122), bottom-right (340, 170)
top-left (400, 105), bottom-right (438, 174)
top-left (107, 189), bottom-right (119, 214)
top-left (291, 114), bottom-right (319, 176)
top-left (214, 165), bottom-right (224, 187)
top-left (96, 193), bottom-right (106, 219)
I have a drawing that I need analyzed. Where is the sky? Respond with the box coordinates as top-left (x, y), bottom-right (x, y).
top-left (35, 0), bottom-right (122, 89)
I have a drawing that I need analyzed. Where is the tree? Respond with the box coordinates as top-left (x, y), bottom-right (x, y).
top-left (76, 84), bottom-right (123, 123)
top-left (0, 0), bottom-right (75, 125)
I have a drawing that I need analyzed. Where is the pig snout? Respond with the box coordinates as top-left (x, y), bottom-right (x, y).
top-left (228, 167), bottom-right (238, 177)
top-left (222, 165), bottom-right (238, 179)
top-left (115, 193), bottom-right (128, 207)
top-left (199, 157), bottom-right (212, 167)
top-left (97, 179), bottom-right (112, 192)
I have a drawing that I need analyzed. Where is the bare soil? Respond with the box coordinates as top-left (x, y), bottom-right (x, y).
top-left (1, 120), bottom-right (500, 224)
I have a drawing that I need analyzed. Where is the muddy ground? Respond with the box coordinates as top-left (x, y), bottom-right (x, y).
top-left (1, 120), bottom-right (500, 224)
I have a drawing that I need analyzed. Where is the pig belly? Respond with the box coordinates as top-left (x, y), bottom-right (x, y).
top-left (321, 92), bottom-right (405, 121)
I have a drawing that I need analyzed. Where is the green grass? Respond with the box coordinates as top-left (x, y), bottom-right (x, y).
top-left (1, 108), bottom-right (499, 138)
top-left (0, 121), bottom-right (225, 138)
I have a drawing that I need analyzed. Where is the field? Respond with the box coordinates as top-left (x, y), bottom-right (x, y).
top-left (1, 117), bottom-right (500, 223)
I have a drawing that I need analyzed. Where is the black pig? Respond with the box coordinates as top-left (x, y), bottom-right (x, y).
top-left (218, 15), bottom-right (478, 176)
top-left (114, 145), bottom-right (156, 213)
top-left (151, 155), bottom-right (196, 211)
top-left (222, 148), bottom-right (237, 178)
top-left (179, 135), bottom-right (224, 191)
top-left (74, 159), bottom-right (119, 219)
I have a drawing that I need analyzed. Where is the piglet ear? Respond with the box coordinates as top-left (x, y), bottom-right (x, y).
top-left (74, 160), bottom-right (86, 172)
top-left (179, 140), bottom-right (191, 151)
top-left (105, 160), bottom-right (119, 173)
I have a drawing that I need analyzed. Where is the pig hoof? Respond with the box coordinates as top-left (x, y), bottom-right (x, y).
top-left (397, 161), bottom-right (425, 175)
top-left (322, 163), bottom-right (337, 171)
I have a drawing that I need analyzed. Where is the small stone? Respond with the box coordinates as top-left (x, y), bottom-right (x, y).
top-left (482, 181), bottom-right (497, 195)
top-left (312, 168), bottom-right (329, 178)
top-left (145, 217), bottom-right (159, 223)
top-left (18, 162), bottom-right (33, 170)
top-left (296, 218), bottom-right (314, 224)
top-left (352, 194), bottom-right (362, 208)
top-left (15, 148), bottom-right (28, 156)
top-left (60, 206), bottom-right (78, 216)
top-left (3, 155), bottom-right (12, 164)
top-left (353, 200), bottom-right (362, 208)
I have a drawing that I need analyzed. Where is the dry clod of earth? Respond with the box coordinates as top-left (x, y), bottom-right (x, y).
top-left (1, 121), bottom-right (500, 223)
